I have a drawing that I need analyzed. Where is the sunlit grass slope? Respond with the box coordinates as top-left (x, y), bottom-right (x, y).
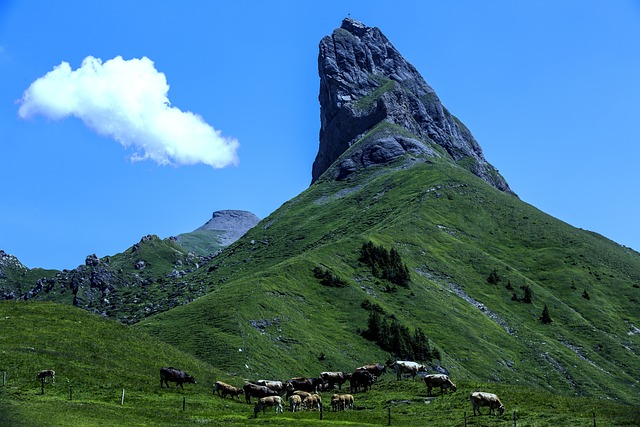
top-left (137, 154), bottom-right (640, 407)
top-left (1, 300), bottom-right (638, 426)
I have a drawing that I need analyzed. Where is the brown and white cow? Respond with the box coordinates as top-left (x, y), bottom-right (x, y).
top-left (255, 380), bottom-right (287, 396)
top-left (302, 393), bottom-right (322, 411)
top-left (392, 360), bottom-right (427, 380)
top-left (424, 374), bottom-right (457, 396)
top-left (331, 393), bottom-right (354, 411)
top-left (160, 367), bottom-right (196, 389)
top-left (253, 396), bottom-right (283, 415)
top-left (213, 381), bottom-right (244, 399)
top-left (243, 382), bottom-right (278, 404)
top-left (36, 369), bottom-right (55, 385)
top-left (471, 391), bottom-right (505, 416)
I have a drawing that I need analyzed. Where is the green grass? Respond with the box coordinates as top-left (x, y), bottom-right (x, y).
top-left (137, 156), bottom-right (640, 407)
top-left (1, 301), bottom-right (638, 426)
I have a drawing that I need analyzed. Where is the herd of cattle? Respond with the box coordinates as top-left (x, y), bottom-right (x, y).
top-left (157, 360), bottom-right (506, 417)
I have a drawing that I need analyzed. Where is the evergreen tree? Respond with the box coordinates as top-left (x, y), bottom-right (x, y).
top-left (540, 304), bottom-right (553, 324)
top-left (521, 285), bottom-right (533, 303)
top-left (487, 269), bottom-right (501, 285)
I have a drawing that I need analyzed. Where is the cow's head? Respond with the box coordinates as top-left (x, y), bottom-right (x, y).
top-left (186, 375), bottom-right (197, 384)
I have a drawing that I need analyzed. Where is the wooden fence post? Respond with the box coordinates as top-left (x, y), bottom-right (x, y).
top-left (319, 402), bottom-right (323, 420)
top-left (121, 388), bottom-right (125, 405)
top-left (183, 396), bottom-right (186, 411)
top-left (513, 409), bottom-right (517, 427)
top-left (387, 407), bottom-right (391, 426)
top-left (593, 411), bottom-right (596, 427)
top-left (41, 377), bottom-right (45, 395)
top-left (3, 371), bottom-right (6, 386)
top-left (69, 385), bottom-right (73, 401)
top-left (464, 411), bottom-right (467, 427)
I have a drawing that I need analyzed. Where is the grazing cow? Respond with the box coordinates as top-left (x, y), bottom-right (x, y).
top-left (213, 381), bottom-right (244, 399)
top-left (36, 370), bottom-right (55, 385)
top-left (302, 393), bottom-right (322, 411)
top-left (356, 363), bottom-right (387, 380)
top-left (289, 394), bottom-right (302, 412)
top-left (253, 396), bottom-right (284, 415)
top-left (424, 374), bottom-right (457, 396)
top-left (471, 391), bottom-right (505, 416)
top-left (243, 383), bottom-right (278, 404)
top-left (349, 369), bottom-right (375, 393)
top-left (331, 394), bottom-right (343, 412)
top-left (286, 377), bottom-right (325, 395)
top-left (320, 371), bottom-right (350, 390)
top-left (256, 380), bottom-right (287, 396)
top-left (292, 390), bottom-right (312, 400)
top-left (331, 393), bottom-right (354, 411)
top-left (160, 367), bottom-right (196, 389)
top-left (392, 360), bottom-right (427, 380)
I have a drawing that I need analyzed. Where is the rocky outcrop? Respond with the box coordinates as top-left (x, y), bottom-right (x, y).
top-left (196, 210), bottom-right (260, 246)
top-left (313, 18), bottom-right (513, 194)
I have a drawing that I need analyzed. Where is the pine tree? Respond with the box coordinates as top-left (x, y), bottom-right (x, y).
top-left (540, 304), bottom-right (553, 324)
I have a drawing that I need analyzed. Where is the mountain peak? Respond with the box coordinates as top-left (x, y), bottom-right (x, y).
top-left (313, 19), bottom-right (513, 195)
top-left (196, 210), bottom-right (260, 246)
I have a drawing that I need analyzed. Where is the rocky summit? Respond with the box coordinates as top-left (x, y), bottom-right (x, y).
top-left (313, 18), bottom-right (513, 194)
top-left (196, 210), bottom-right (260, 246)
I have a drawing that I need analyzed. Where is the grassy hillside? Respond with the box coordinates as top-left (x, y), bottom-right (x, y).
top-left (1, 301), bottom-right (638, 427)
top-left (175, 229), bottom-right (226, 256)
top-left (136, 153), bottom-right (640, 407)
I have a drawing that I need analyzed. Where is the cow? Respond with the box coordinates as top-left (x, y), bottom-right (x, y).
top-left (36, 369), bottom-right (55, 385)
top-left (424, 374), bottom-right (457, 396)
top-left (320, 371), bottom-right (351, 390)
top-left (331, 393), bottom-right (354, 411)
top-left (159, 367), bottom-right (196, 389)
top-left (243, 382), bottom-right (278, 404)
top-left (289, 394), bottom-right (302, 412)
top-left (331, 394), bottom-right (343, 412)
top-left (292, 390), bottom-right (312, 400)
top-left (356, 363), bottom-right (387, 380)
top-left (255, 380), bottom-right (286, 396)
top-left (213, 381), bottom-right (244, 399)
top-left (302, 393), bottom-right (322, 411)
top-left (253, 396), bottom-right (283, 415)
top-left (286, 377), bottom-right (325, 396)
top-left (349, 369), bottom-right (375, 393)
top-left (471, 391), bottom-right (505, 416)
top-left (392, 360), bottom-right (427, 380)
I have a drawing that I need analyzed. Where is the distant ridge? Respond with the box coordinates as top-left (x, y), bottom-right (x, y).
top-left (196, 210), bottom-right (260, 246)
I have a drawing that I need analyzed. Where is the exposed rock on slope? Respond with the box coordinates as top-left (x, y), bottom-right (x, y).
top-left (313, 18), bottom-right (513, 194)
top-left (196, 210), bottom-right (260, 246)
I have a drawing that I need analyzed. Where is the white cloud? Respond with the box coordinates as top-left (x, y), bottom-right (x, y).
top-left (18, 56), bottom-right (239, 168)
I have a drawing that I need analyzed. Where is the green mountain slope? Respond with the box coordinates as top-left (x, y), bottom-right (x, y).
top-left (136, 151), bottom-right (640, 405)
top-left (0, 301), bottom-right (236, 426)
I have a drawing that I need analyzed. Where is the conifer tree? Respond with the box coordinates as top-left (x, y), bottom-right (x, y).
top-left (540, 304), bottom-right (553, 324)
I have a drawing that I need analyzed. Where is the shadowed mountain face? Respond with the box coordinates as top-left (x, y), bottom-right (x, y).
top-left (313, 18), bottom-right (513, 194)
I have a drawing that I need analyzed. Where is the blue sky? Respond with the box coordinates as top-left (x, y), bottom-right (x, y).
top-left (1, 1), bottom-right (639, 270)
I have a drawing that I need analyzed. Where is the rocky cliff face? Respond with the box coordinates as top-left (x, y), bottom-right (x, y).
top-left (313, 18), bottom-right (513, 194)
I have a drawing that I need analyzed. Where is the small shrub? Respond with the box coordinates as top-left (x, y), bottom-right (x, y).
top-left (487, 269), bottom-right (501, 285)
top-left (312, 266), bottom-right (347, 287)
